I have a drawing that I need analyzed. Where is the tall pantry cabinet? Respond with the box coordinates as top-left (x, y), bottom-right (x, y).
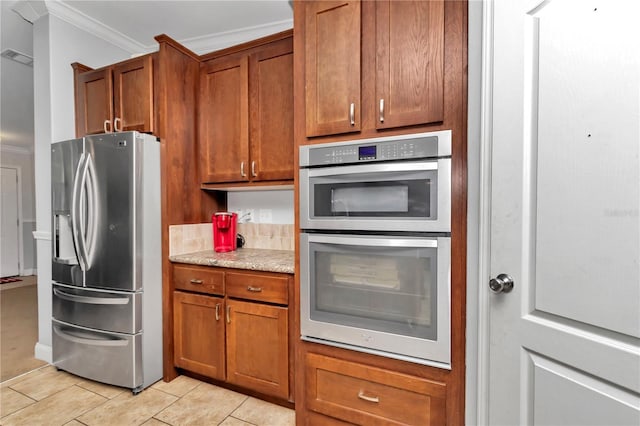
top-left (294, 0), bottom-right (469, 424)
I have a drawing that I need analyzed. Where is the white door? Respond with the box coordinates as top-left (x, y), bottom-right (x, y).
top-left (486, 0), bottom-right (640, 425)
top-left (1, 167), bottom-right (20, 277)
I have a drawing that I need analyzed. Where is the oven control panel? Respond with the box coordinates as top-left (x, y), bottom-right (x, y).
top-left (300, 130), bottom-right (451, 167)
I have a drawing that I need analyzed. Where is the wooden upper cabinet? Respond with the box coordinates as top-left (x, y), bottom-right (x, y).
top-left (249, 38), bottom-right (294, 181)
top-left (375, 0), bottom-right (444, 129)
top-left (74, 66), bottom-right (113, 135)
top-left (113, 55), bottom-right (154, 133)
top-left (199, 33), bottom-right (294, 186)
top-left (72, 55), bottom-right (154, 137)
top-left (199, 56), bottom-right (249, 183)
top-left (305, 0), bottom-right (361, 137)
top-left (301, 0), bottom-right (445, 139)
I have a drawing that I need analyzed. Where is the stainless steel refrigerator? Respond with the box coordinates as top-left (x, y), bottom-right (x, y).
top-left (51, 131), bottom-right (162, 393)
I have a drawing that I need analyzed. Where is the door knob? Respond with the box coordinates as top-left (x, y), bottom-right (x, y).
top-left (489, 273), bottom-right (514, 294)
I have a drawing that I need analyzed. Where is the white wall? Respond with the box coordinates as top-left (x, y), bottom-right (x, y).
top-left (1, 1), bottom-right (37, 273)
top-left (32, 12), bottom-right (131, 362)
top-left (228, 190), bottom-right (294, 224)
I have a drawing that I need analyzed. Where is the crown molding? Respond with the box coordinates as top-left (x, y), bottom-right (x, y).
top-left (178, 19), bottom-right (293, 55)
top-left (45, 0), bottom-right (150, 55)
top-left (12, 1), bottom-right (293, 57)
top-left (0, 144), bottom-right (32, 155)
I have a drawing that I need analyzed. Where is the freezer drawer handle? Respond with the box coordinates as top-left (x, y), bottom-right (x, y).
top-left (53, 325), bottom-right (129, 347)
top-left (54, 288), bottom-right (129, 305)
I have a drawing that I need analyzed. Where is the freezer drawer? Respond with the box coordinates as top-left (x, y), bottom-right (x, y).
top-left (52, 319), bottom-right (142, 389)
top-left (52, 283), bottom-right (141, 334)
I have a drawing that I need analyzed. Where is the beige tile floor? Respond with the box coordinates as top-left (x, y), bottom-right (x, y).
top-left (0, 366), bottom-right (295, 426)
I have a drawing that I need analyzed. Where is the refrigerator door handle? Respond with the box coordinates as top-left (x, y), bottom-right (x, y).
top-left (53, 324), bottom-right (129, 347)
top-left (83, 154), bottom-right (99, 269)
top-left (53, 287), bottom-right (130, 305)
top-left (71, 153), bottom-right (88, 271)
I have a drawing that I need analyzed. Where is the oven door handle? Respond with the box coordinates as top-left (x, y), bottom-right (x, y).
top-left (303, 233), bottom-right (440, 248)
top-left (304, 160), bottom-right (440, 178)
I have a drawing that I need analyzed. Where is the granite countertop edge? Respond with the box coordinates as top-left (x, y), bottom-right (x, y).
top-left (169, 248), bottom-right (294, 274)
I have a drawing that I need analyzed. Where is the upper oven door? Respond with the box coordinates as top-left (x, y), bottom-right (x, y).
top-left (300, 159), bottom-right (450, 232)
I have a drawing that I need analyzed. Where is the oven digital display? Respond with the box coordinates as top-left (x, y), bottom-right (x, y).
top-left (358, 145), bottom-right (376, 160)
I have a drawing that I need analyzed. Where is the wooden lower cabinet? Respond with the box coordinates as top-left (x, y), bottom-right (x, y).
top-left (305, 353), bottom-right (446, 425)
top-left (173, 291), bottom-right (225, 380)
top-left (226, 299), bottom-right (289, 399)
top-left (171, 264), bottom-right (291, 401)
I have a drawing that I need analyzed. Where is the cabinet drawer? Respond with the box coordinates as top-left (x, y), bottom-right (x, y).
top-left (305, 353), bottom-right (446, 426)
top-left (173, 264), bottom-right (224, 295)
top-left (226, 271), bottom-right (288, 305)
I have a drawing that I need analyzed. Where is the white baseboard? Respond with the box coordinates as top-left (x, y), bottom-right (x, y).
top-left (21, 268), bottom-right (36, 276)
top-left (35, 342), bottom-right (52, 364)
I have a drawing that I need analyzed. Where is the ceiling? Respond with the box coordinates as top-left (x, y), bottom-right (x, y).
top-left (60, 0), bottom-right (294, 50)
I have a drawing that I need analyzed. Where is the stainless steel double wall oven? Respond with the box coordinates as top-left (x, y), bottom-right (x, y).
top-left (299, 130), bottom-right (452, 369)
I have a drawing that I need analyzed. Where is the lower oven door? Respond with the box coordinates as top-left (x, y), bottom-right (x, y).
top-left (300, 233), bottom-right (451, 369)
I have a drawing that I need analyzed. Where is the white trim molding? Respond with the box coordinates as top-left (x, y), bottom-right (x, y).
top-left (181, 19), bottom-right (293, 55)
top-left (32, 230), bottom-right (51, 241)
top-left (46, 0), bottom-right (149, 54)
top-left (476, 0), bottom-right (496, 424)
top-left (0, 144), bottom-right (32, 155)
top-left (35, 342), bottom-right (52, 364)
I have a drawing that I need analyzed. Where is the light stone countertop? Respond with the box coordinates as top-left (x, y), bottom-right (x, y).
top-left (169, 248), bottom-right (294, 274)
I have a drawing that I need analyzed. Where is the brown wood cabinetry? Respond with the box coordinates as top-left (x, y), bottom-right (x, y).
top-left (173, 291), bottom-right (225, 380)
top-left (302, 0), bottom-right (444, 139)
top-left (305, 353), bottom-right (446, 425)
top-left (226, 299), bottom-right (289, 399)
top-left (171, 263), bottom-right (292, 401)
top-left (199, 34), bottom-right (293, 186)
top-left (294, 0), bottom-right (468, 424)
top-left (72, 55), bottom-right (154, 136)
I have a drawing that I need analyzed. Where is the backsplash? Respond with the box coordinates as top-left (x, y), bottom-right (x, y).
top-left (169, 223), bottom-right (294, 256)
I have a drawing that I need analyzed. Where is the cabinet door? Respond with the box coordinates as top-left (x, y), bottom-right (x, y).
top-left (113, 55), bottom-right (154, 133)
top-left (375, 0), bottom-right (444, 129)
top-left (199, 56), bottom-right (249, 183)
top-left (75, 68), bottom-right (113, 135)
top-left (249, 38), bottom-right (294, 181)
top-left (226, 299), bottom-right (289, 399)
top-left (305, 0), bottom-right (361, 137)
top-left (173, 291), bottom-right (225, 380)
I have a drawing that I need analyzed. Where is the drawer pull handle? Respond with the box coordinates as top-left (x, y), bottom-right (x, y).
top-left (357, 391), bottom-right (379, 404)
top-left (349, 102), bottom-right (355, 126)
top-left (247, 286), bottom-right (263, 293)
top-left (190, 279), bottom-right (203, 284)
top-left (226, 305), bottom-right (231, 324)
top-left (215, 304), bottom-right (220, 321)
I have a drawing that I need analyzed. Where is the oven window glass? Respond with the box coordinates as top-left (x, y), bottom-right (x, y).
top-left (309, 241), bottom-right (437, 341)
top-left (331, 185), bottom-right (408, 213)
top-left (311, 171), bottom-right (437, 218)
